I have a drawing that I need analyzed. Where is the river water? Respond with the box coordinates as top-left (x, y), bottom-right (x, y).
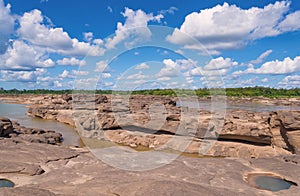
top-left (0, 102), bottom-right (81, 146)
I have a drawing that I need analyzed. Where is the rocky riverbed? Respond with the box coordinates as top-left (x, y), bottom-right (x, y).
top-left (18, 94), bottom-right (300, 158)
top-left (0, 94), bottom-right (300, 195)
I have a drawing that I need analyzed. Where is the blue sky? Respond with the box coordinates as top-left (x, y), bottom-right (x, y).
top-left (0, 0), bottom-right (300, 90)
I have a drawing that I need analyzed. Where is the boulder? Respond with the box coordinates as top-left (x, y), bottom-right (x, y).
top-left (0, 117), bottom-right (14, 137)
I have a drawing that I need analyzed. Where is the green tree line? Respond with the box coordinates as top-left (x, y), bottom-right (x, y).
top-left (0, 87), bottom-right (299, 98)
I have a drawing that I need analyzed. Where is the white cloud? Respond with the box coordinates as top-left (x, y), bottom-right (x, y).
top-left (190, 67), bottom-right (228, 77)
top-left (203, 57), bottom-right (238, 70)
top-left (156, 58), bottom-right (198, 80)
top-left (57, 57), bottom-right (86, 66)
top-left (71, 70), bottom-right (89, 76)
top-left (59, 69), bottom-right (88, 79)
top-left (0, 40), bottom-right (54, 70)
top-left (279, 75), bottom-right (300, 87)
top-left (83, 32), bottom-right (93, 42)
top-left (278, 11), bottom-right (300, 32)
top-left (233, 56), bottom-right (300, 75)
top-left (18, 9), bottom-right (73, 50)
top-left (0, 70), bottom-right (35, 82)
top-left (175, 49), bottom-right (184, 55)
top-left (17, 9), bottom-right (104, 56)
top-left (0, 68), bottom-right (46, 82)
top-left (102, 73), bottom-right (111, 78)
top-left (135, 62), bottom-right (149, 70)
top-left (93, 39), bottom-right (103, 46)
top-left (59, 70), bottom-right (71, 78)
top-left (127, 71), bottom-right (149, 80)
top-left (261, 78), bottom-right (268, 83)
top-left (95, 60), bottom-right (110, 72)
top-left (0, 0), bottom-right (15, 54)
top-left (190, 57), bottom-right (237, 76)
top-left (241, 78), bottom-right (257, 86)
top-left (167, 1), bottom-right (298, 54)
top-left (105, 7), bottom-right (163, 49)
top-left (249, 50), bottom-right (273, 65)
top-left (54, 80), bottom-right (62, 87)
top-left (156, 59), bottom-right (180, 77)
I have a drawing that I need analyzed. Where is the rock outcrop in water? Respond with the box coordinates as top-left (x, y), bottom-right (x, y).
top-left (0, 118), bottom-right (62, 145)
top-left (23, 94), bottom-right (300, 158)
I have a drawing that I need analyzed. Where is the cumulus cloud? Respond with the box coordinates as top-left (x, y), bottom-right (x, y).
top-left (18, 9), bottom-right (73, 50)
top-left (203, 57), bottom-right (238, 70)
top-left (57, 57), bottom-right (86, 66)
top-left (0, 68), bottom-right (46, 82)
top-left (0, 70), bottom-right (35, 82)
top-left (279, 75), bottom-right (300, 87)
top-left (59, 70), bottom-right (71, 78)
top-left (84, 32), bottom-right (93, 42)
top-left (17, 9), bottom-right (104, 56)
top-left (95, 60), bottom-right (110, 72)
top-left (102, 73), bottom-right (111, 79)
top-left (278, 11), bottom-right (300, 32)
top-left (0, 0), bottom-right (15, 54)
top-left (156, 58), bottom-right (197, 79)
top-left (0, 40), bottom-right (54, 70)
top-left (167, 1), bottom-right (300, 54)
top-left (233, 56), bottom-right (300, 75)
top-left (135, 62), bottom-right (149, 70)
top-left (156, 59), bottom-right (181, 78)
top-left (105, 7), bottom-right (163, 49)
top-left (190, 57), bottom-right (237, 76)
top-left (59, 69), bottom-right (89, 79)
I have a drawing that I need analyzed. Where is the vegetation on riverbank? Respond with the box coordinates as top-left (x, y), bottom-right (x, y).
top-left (0, 87), bottom-right (299, 98)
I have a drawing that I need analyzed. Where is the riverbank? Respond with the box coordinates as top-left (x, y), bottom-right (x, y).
top-left (1, 94), bottom-right (300, 195)
top-left (0, 117), bottom-right (299, 195)
top-left (11, 94), bottom-right (299, 159)
top-left (0, 101), bottom-right (82, 147)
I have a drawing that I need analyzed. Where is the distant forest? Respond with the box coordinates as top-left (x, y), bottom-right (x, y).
top-left (0, 87), bottom-right (299, 98)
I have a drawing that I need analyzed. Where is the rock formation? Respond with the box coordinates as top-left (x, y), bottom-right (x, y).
top-left (25, 94), bottom-right (300, 158)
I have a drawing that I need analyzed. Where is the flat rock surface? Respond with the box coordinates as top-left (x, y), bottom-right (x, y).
top-left (0, 139), bottom-right (299, 195)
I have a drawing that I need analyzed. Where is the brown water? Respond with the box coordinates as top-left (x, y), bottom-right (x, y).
top-left (0, 102), bottom-right (81, 146)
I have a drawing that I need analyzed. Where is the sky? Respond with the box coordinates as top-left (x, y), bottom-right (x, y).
top-left (0, 0), bottom-right (300, 90)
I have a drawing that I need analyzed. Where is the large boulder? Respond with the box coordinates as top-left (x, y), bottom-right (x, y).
top-left (0, 117), bottom-right (14, 137)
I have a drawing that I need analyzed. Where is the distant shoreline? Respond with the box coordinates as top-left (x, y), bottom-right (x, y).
top-left (0, 87), bottom-right (300, 98)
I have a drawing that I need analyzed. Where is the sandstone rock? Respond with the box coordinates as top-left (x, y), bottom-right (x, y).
top-left (0, 187), bottom-right (57, 196)
top-left (22, 94), bottom-right (300, 158)
top-left (0, 118), bottom-right (14, 137)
